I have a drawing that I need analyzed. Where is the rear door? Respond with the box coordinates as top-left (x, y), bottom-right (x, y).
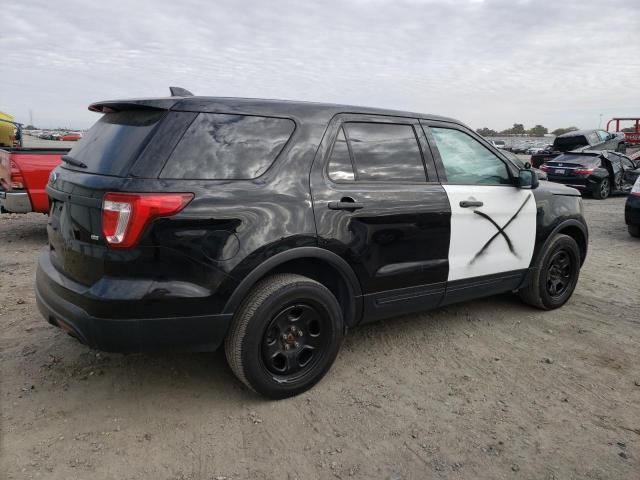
top-left (310, 114), bottom-right (450, 321)
top-left (421, 121), bottom-right (536, 301)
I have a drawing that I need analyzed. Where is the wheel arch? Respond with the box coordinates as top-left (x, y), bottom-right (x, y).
top-left (536, 219), bottom-right (588, 267)
top-left (223, 247), bottom-right (363, 328)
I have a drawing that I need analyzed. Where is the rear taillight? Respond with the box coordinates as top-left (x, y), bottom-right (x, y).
top-left (10, 160), bottom-right (25, 189)
top-left (539, 164), bottom-right (549, 172)
top-left (102, 192), bottom-right (193, 248)
top-left (574, 167), bottom-right (595, 175)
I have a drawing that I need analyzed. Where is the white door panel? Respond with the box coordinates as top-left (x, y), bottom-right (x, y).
top-left (444, 185), bottom-right (536, 281)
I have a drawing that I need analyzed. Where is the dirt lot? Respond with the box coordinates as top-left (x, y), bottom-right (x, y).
top-left (1, 196), bottom-right (639, 480)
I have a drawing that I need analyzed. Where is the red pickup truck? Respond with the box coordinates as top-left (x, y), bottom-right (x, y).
top-left (0, 148), bottom-right (68, 214)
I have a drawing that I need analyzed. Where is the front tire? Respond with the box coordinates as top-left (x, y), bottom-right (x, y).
top-left (593, 178), bottom-right (610, 200)
top-left (617, 143), bottom-right (627, 154)
top-left (225, 273), bottom-right (344, 399)
top-left (519, 234), bottom-right (581, 310)
top-left (629, 225), bottom-right (640, 238)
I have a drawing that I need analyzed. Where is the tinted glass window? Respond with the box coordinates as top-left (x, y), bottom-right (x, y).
top-left (597, 130), bottom-right (609, 142)
top-left (343, 123), bottom-right (425, 182)
top-left (430, 127), bottom-right (510, 185)
top-left (554, 135), bottom-right (588, 151)
top-left (553, 154), bottom-right (601, 166)
top-left (587, 132), bottom-right (600, 145)
top-left (68, 110), bottom-right (166, 176)
top-left (327, 128), bottom-right (355, 182)
top-left (161, 113), bottom-right (295, 180)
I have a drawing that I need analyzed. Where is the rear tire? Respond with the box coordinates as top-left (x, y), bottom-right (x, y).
top-left (617, 143), bottom-right (627, 154)
top-left (519, 234), bottom-right (581, 310)
top-left (629, 225), bottom-right (640, 238)
top-left (592, 178), bottom-right (610, 200)
top-left (225, 273), bottom-right (343, 399)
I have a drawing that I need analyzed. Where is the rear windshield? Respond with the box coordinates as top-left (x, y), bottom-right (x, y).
top-left (553, 135), bottom-right (588, 152)
top-left (160, 113), bottom-right (295, 180)
top-left (551, 154), bottom-right (601, 165)
top-left (66, 110), bottom-right (165, 175)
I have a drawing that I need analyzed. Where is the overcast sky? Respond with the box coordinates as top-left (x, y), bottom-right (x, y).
top-left (2, 0), bottom-right (638, 131)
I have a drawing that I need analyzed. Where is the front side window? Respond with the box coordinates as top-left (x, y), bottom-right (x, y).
top-left (597, 130), bottom-right (610, 142)
top-left (430, 127), bottom-right (511, 185)
top-left (160, 113), bottom-right (295, 180)
top-left (343, 123), bottom-right (426, 182)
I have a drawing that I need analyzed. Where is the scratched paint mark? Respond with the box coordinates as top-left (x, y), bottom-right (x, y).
top-left (470, 194), bottom-right (531, 264)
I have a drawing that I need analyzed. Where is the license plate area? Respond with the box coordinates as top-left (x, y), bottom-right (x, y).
top-left (555, 168), bottom-right (565, 175)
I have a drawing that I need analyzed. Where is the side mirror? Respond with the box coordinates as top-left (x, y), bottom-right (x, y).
top-left (518, 168), bottom-right (539, 189)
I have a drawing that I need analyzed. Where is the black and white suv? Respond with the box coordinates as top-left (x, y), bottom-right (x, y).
top-left (36, 90), bottom-right (588, 398)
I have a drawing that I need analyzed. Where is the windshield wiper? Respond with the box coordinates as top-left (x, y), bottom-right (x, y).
top-left (61, 155), bottom-right (87, 168)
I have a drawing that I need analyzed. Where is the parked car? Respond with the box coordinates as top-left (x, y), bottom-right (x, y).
top-left (61, 132), bottom-right (82, 141)
top-left (526, 143), bottom-right (547, 155)
top-left (0, 148), bottom-right (67, 213)
top-left (501, 150), bottom-right (547, 180)
top-left (489, 140), bottom-right (506, 149)
top-left (626, 175), bottom-right (640, 237)
top-left (36, 90), bottom-right (588, 398)
top-left (531, 129), bottom-right (627, 167)
top-left (540, 151), bottom-right (638, 199)
top-left (512, 142), bottom-right (534, 154)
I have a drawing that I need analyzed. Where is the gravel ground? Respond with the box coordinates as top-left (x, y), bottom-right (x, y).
top-left (1, 196), bottom-right (639, 479)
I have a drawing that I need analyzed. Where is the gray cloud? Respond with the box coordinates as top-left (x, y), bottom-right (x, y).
top-left (1, 0), bottom-right (638, 130)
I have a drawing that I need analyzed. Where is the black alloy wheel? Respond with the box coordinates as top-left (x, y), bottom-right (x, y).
top-left (545, 249), bottom-right (573, 298)
top-left (262, 303), bottom-right (331, 378)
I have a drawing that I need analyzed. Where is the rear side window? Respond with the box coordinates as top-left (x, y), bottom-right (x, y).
top-left (343, 123), bottom-right (426, 182)
top-left (327, 127), bottom-right (355, 182)
top-left (68, 110), bottom-right (166, 176)
top-left (160, 113), bottom-right (295, 180)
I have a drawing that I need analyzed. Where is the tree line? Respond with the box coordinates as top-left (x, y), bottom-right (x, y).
top-left (476, 124), bottom-right (580, 137)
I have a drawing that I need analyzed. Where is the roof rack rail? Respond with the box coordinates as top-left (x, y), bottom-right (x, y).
top-left (169, 86), bottom-right (194, 97)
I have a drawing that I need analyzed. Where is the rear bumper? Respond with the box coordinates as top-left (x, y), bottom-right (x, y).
top-left (36, 249), bottom-right (232, 352)
top-left (625, 195), bottom-right (640, 226)
top-left (0, 190), bottom-right (32, 213)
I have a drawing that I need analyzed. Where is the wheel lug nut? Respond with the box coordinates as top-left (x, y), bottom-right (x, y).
top-left (294, 342), bottom-right (299, 348)
top-left (284, 344), bottom-right (290, 350)
top-left (297, 330), bottom-right (303, 337)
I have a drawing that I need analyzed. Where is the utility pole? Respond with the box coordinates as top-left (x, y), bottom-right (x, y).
top-left (29, 109), bottom-right (33, 127)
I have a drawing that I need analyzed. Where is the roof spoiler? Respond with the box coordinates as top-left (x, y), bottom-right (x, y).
top-left (88, 87), bottom-right (194, 113)
top-left (169, 86), bottom-right (193, 97)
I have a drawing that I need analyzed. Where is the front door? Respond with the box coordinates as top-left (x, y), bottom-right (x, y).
top-left (310, 115), bottom-right (451, 321)
top-left (422, 122), bottom-right (537, 297)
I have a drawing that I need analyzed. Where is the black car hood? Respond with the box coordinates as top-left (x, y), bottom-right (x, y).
top-left (535, 179), bottom-right (581, 197)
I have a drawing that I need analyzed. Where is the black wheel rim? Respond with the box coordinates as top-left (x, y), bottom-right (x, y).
top-left (546, 249), bottom-right (574, 298)
top-left (261, 303), bottom-right (330, 378)
top-left (600, 179), bottom-right (609, 198)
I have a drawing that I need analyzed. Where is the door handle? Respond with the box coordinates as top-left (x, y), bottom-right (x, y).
top-left (328, 197), bottom-right (364, 210)
top-left (459, 200), bottom-right (483, 208)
